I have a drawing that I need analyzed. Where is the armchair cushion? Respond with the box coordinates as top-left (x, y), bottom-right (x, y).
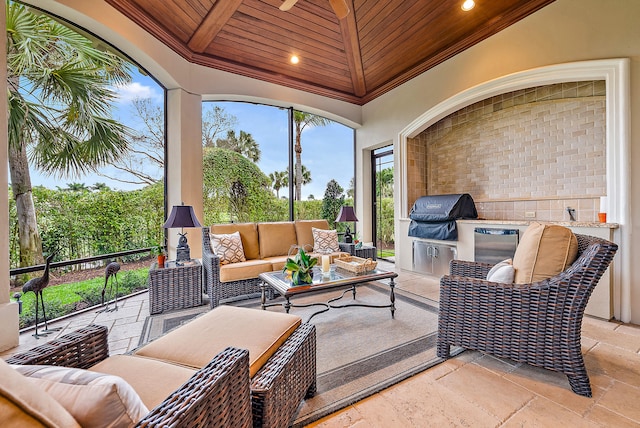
top-left (14, 364), bottom-right (149, 428)
top-left (211, 222), bottom-right (260, 260)
top-left (513, 222), bottom-right (578, 283)
top-left (89, 355), bottom-right (195, 410)
top-left (0, 358), bottom-right (80, 428)
top-left (134, 305), bottom-right (302, 377)
top-left (210, 231), bottom-right (246, 264)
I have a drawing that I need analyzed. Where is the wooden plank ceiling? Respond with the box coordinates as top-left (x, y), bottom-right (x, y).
top-left (106, 0), bottom-right (555, 105)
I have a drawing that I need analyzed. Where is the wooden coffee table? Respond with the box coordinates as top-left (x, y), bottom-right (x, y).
top-left (259, 267), bottom-right (398, 321)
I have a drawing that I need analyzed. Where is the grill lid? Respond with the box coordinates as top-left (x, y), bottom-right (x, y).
top-left (408, 220), bottom-right (459, 241)
top-left (409, 193), bottom-right (478, 222)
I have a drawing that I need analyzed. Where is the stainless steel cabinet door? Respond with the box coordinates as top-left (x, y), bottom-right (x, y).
top-left (431, 244), bottom-right (456, 277)
top-left (413, 240), bottom-right (434, 275)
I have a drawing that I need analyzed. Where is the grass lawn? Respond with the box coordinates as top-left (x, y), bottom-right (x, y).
top-left (378, 249), bottom-right (395, 258)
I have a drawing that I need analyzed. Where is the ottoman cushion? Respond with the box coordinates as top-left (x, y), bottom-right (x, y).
top-left (134, 306), bottom-right (301, 377)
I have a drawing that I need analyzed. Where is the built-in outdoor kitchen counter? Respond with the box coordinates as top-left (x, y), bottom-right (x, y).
top-left (398, 218), bottom-right (619, 320)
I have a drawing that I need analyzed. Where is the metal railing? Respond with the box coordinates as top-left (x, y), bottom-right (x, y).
top-left (9, 248), bottom-right (154, 276)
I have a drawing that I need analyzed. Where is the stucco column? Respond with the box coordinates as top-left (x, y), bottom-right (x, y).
top-left (0, 1), bottom-right (20, 351)
top-left (165, 89), bottom-right (204, 260)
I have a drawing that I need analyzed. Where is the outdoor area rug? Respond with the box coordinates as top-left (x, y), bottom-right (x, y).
top-left (139, 281), bottom-right (460, 427)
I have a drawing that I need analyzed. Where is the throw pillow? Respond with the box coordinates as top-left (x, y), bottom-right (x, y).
top-left (0, 359), bottom-right (80, 428)
top-left (486, 259), bottom-right (515, 283)
top-left (210, 231), bottom-right (246, 265)
top-left (13, 364), bottom-right (149, 428)
top-left (512, 222), bottom-right (578, 284)
top-left (312, 227), bottom-right (339, 252)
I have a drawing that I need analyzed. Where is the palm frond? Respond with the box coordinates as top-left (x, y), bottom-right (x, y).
top-left (7, 2), bottom-right (134, 178)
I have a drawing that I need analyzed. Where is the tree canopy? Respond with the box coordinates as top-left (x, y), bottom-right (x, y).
top-left (202, 148), bottom-right (277, 223)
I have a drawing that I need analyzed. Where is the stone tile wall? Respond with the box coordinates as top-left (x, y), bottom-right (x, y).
top-left (407, 81), bottom-right (606, 222)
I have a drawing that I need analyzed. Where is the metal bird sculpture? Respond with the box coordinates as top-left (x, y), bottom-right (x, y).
top-left (98, 261), bottom-right (121, 313)
top-left (22, 253), bottom-right (59, 338)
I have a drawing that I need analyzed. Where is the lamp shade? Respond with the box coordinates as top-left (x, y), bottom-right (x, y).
top-left (163, 204), bottom-right (202, 229)
top-left (335, 206), bottom-right (358, 223)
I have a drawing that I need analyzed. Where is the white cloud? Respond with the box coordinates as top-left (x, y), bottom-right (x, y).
top-left (113, 82), bottom-right (162, 104)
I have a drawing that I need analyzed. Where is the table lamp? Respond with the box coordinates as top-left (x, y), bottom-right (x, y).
top-left (163, 203), bottom-right (202, 263)
top-left (335, 206), bottom-right (358, 243)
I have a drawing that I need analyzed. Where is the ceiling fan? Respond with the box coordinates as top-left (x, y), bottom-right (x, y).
top-left (279, 0), bottom-right (350, 19)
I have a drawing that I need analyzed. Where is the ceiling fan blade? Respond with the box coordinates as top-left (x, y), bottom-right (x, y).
top-left (279, 0), bottom-right (299, 12)
top-left (329, 0), bottom-right (350, 19)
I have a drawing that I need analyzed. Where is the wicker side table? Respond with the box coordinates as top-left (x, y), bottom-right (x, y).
top-left (338, 243), bottom-right (377, 260)
top-left (148, 260), bottom-right (203, 314)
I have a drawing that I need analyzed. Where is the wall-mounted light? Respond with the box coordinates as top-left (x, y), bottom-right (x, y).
top-left (290, 55), bottom-right (300, 64)
top-left (461, 0), bottom-right (475, 11)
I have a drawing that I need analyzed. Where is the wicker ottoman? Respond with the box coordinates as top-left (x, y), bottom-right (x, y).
top-left (148, 260), bottom-right (203, 314)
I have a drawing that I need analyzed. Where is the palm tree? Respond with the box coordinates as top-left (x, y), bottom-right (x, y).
top-left (216, 130), bottom-right (261, 162)
top-left (7, 3), bottom-right (132, 267)
top-left (293, 111), bottom-right (330, 201)
top-left (269, 170), bottom-right (288, 198)
top-left (376, 167), bottom-right (394, 198)
top-left (58, 183), bottom-right (90, 192)
top-left (92, 183), bottom-right (111, 191)
top-left (284, 165), bottom-right (312, 199)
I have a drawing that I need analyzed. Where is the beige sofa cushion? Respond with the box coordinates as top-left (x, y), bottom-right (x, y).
top-left (258, 222), bottom-right (298, 258)
top-left (134, 306), bottom-right (302, 378)
top-left (513, 222), bottom-right (579, 284)
top-left (295, 219), bottom-right (329, 251)
top-left (262, 255), bottom-right (291, 272)
top-left (211, 222), bottom-right (260, 260)
top-left (0, 358), bottom-right (80, 428)
top-left (14, 364), bottom-right (149, 428)
top-left (89, 355), bottom-right (195, 410)
top-left (219, 259), bottom-right (273, 282)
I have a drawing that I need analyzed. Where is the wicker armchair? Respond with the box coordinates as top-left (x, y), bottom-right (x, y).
top-left (202, 226), bottom-right (266, 308)
top-left (437, 233), bottom-right (618, 397)
top-left (5, 324), bottom-right (253, 427)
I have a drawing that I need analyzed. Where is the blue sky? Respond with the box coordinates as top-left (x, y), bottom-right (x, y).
top-left (25, 69), bottom-right (354, 200)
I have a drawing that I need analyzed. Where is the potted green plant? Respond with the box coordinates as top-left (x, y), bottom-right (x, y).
top-left (283, 248), bottom-right (318, 285)
top-left (152, 245), bottom-right (166, 268)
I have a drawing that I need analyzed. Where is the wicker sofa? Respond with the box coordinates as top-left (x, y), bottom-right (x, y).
top-left (203, 219), bottom-right (346, 308)
top-left (4, 306), bottom-right (317, 428)
top-left (437, 233), bottom-right (618, 397)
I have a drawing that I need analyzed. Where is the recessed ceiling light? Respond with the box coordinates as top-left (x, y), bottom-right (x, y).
top-left (461, 0), bottom-right (475, 11)
top-left (290, 55), bottom-right (299, 64)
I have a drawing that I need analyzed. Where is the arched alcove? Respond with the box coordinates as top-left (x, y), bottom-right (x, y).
top-left (397, 59), bottom-right (631, 322)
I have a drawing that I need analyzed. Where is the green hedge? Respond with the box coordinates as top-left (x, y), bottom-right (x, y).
top-left (9, 184), bottom-right (164, 269)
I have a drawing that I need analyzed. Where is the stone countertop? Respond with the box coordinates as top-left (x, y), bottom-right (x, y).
top-left (456, 219), bottom-right (619, 229)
